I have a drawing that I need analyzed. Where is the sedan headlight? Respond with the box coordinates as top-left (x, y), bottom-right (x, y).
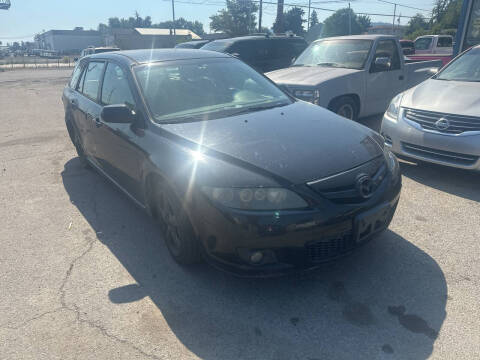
top-left (385, 93), bottom-right (403, 121)
top-left (202, 187), bottom-right (308, 210)
top-left (293, 89), bottom-right (320, 104)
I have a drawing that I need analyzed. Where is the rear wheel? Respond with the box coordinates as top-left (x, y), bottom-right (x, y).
top-left (329, 96), bottom-right (359, 121)
top-left (153, 184), bottom-right (201, 265)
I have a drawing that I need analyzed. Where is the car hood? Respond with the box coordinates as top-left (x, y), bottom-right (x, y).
top-left (161, 102), bottom-right (383, 185)
top-left (401, 79), bottom-right (480, 117)
top-left (266, 66), bottom-right (361, 87)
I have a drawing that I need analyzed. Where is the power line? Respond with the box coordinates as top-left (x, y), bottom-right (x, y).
top-left (377, 0), bottom-right (431, 13)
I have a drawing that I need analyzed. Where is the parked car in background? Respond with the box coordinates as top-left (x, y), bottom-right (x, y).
top-left (175, 40), bottom-right (210, 49)
top-left (80, 46), bottom-right (120, 58)
top-left (201, 34), bottom-right (308, 72)
top-left (399, 39), bottom-right (415, 55)
top-left (381, 45), bottom-right (480, 170)
top-left (267, 35), bottom-right (442, 120)
top-left (62, 49), bottom-right (401, 275)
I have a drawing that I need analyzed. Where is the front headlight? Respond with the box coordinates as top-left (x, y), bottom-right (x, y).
top-left (202, 187), bottom-right (308, 210)
top-left (384, 149), bottom-right (400, 178)
top-left (293, 90), bottom-right (320, 104)
top-left (385, 93), bottom-right (403, 121)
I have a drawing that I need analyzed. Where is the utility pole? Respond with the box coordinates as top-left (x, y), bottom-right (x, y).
top-left (307, 0), bottom-right (311, 31)
top-left (348, 2), bottom-right (352, 35)
top-left (392, 3), bottom-right (396, 33)
top-left (259, 0), bottom-right (263, 32)
top-left (274, 0), bottom-right (284, 34)
top-left (171, 0), bottom-right (176, 37)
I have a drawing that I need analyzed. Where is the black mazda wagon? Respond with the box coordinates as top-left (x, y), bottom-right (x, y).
top-left (62, 49), bottom-right (401, 276)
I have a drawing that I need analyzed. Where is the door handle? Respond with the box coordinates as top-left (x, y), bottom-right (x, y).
top-left (399, 75), bottom-right (404, 80)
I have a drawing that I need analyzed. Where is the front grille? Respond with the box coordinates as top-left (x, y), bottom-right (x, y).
top-left (404, 108), bottom-right (480, 135)
top-left (306, 232), bottom-right (354, 263)
top-left (308, 156), bottom-right (387, 204)
top-left (402, 142), bottom-right (478, 166)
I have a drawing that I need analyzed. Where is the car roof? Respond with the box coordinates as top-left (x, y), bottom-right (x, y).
top-left (210, 35), bottom-right (305, 43)
top-left (87, 49), bottom-right (231, 66)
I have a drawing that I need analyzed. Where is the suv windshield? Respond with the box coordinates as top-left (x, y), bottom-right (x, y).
top-left (435, 47), bottom-right (480, 81)
top-left (134, 58), bottom-right (291, 123)
top-left (293, 39), bottom-right (373, 69)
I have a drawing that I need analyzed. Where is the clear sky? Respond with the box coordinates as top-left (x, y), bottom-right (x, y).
top-left (0, 0), bottom-right (435, 43)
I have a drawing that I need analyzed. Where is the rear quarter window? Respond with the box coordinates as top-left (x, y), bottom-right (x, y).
top-left (69, 63), bottom-right (83, 88)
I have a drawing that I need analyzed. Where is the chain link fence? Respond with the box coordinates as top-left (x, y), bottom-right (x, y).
top-left (0, 55), bottom-right (76, 71)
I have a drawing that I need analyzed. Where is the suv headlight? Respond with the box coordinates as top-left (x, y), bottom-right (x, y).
top-left (385, 93), bottom-right (403, 121)
top-left (202, 187), bottom-right (308, 210)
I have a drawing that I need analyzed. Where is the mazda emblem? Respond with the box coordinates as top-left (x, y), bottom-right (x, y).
top-left (435, 117), bottom-right (450, 131)
top-left (356, 174), bottom-right (374, 199)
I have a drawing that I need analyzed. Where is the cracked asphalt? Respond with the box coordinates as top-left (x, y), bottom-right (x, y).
top-left (1, 69), bottom-right (479, 359)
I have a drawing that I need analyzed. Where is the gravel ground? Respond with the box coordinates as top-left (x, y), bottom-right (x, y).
top-left (0, 69), bottom-right (479, 360)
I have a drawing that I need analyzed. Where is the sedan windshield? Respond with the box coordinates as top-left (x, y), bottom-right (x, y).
top-left (134, 58), bottom-right (291, 123)
top-left (435, 47), bottom-right (480, 81)
top-left (293, 39), bottom-right (373, 69)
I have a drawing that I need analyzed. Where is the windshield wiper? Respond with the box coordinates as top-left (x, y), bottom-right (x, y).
top-left (228, 102), bottom-right (290, 116)
top-left (290, 64), bottom-right (310, 67)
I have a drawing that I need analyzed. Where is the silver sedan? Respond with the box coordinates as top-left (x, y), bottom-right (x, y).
top-left (380, 45), bottom-right (480, 170)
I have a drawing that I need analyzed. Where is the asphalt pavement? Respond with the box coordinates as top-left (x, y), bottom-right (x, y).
top-left (1, 69), bottom-right (479, 359)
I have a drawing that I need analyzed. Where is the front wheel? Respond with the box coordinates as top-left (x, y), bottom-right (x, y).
top-left (153, 185), bottom-right (201, 265)
top-left (329, 96), bottom-right (359, 121)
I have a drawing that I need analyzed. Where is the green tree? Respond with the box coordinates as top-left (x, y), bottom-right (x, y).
top-left (154, 18), bottom-right (205, 36)
top-left (284, 7), bottom-right (306, 35)
top-left (321, 8), bottom-right (362, 37)
top-left (209, 0), bottom-right (258, 36)
top-left (357, 15), bottom-right (371, 33)
top-left (310, 10), bottom-right (319, 28)
top-left (405, 13), bottom-right (429, 37)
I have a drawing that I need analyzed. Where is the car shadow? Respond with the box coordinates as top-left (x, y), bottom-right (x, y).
top-left (62, 157), bottom-right (447, 360)
top-left (399, 158), bottom-right (480, 202)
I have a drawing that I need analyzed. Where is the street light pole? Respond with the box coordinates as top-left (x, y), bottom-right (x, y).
top-left (392, 3), bottom-right (396, 33)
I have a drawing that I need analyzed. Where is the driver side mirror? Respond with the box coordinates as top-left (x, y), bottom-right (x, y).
top-left (372, 57), bottom-right (392, 72)
top-left (101, 104), bottom-right (135, 124)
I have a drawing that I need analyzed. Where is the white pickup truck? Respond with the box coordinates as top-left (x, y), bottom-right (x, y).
top-left (266, 35), bottom-right (442, 120)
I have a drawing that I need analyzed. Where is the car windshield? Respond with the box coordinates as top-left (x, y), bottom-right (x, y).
top-left (293, 39), bottom-right (373, 69)
top-left (134, 58), bottom-right (291, 123)
top-left (435, 47), bottom-right (480, 81)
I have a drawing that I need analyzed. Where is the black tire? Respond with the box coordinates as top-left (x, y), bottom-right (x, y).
top-left (66, 118), bottom-right (89, 168)
top-left (329, 96), bottom-right (359, 121)
top-left (153, 184), bottom-right (201, 265)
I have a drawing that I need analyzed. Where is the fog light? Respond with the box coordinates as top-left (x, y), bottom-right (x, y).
top-left (250, 251), bottom-right (264, 264)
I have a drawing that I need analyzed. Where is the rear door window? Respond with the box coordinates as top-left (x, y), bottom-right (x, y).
top-left (80, 61), bottom-right (105, 101)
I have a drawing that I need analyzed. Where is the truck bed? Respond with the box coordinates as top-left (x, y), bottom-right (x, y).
top-left (405, 59), bottom-right (443, 89)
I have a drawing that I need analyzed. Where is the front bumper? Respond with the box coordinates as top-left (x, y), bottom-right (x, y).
top-left (381, 109), bottom-right (480, 170)
top-left (190, 177), bottom-right (401, 277)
